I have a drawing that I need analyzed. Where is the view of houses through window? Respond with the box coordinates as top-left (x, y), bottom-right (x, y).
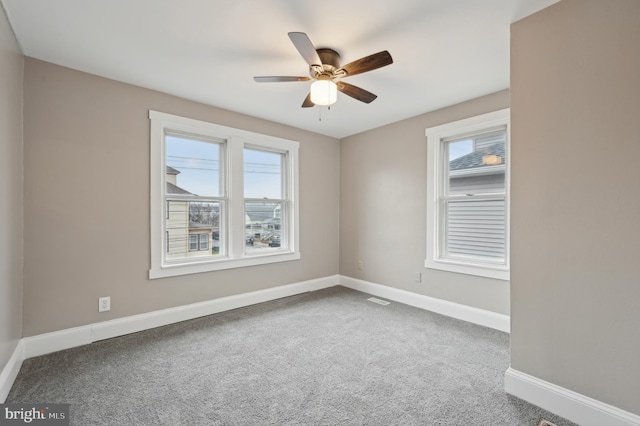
top-left (164, 136), bottom-right (285, 262)
top-left (165, 133), bottom-right (222, 262)
top-left (244, 148), bottom-right (285, 253)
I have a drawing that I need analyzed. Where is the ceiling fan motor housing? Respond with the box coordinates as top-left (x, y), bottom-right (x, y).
top-left (313, 48), bottom-right (342, 79)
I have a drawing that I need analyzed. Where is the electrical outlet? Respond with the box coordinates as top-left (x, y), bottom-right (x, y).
top-left (98, 296), bottom-right (110, 312)
top-left (357, 260), bottom-right (363, 271)
top-left (414, 272), bottom-right (422, 282)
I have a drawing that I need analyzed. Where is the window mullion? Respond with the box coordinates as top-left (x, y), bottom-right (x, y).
top-left (442, 192), bottom-right (506, 201)
top-left (227, 136), bottom-right (245, 259)
top-left (244, 197), bottom-right (286, 203)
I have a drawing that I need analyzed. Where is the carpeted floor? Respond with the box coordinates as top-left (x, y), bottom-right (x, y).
top-left (7, 286), bottom-right (576, 425)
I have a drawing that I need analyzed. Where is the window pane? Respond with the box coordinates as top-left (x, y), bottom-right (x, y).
top-left (166, 201), bottom-right (221, 260)
top-left (244, 201), bottom-right (283, 253)
top-left (244, 148), bottom-right (282, 199)
top-left (166, 134), bottom-right (221, 197)
top-left (189, 234), bottom-right (198, 251)
top-left (199, 234), bottom-right (209, 251)
top-left (447, 132), bottom-right (506, 196)
top-left (444, 198), bottom-right (505, 262)
top-left (448, 139), bottom-right (474, 161)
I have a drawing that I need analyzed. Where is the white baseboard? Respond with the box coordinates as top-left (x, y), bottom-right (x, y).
top-left (505, 367), bottom-right (640, 426)
top-left (0, 275), bottom-right (338, 400)
top-left (338, 275), bottom-right (510, 333)
top-left (91, 275), bottom-right (337, 343)
top-left (0, 340), bottom-right (25, 403)
top-left (23, 275), bottom-right (338, 359)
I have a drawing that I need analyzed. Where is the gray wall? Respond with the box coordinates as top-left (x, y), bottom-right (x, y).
top-left (339, 91), bottom-right (510, 315)
top-left (22, 59), bottom-right (340, 337)
top-left (511, 0), bottom-right (640, 415)
top-left (0, 4), bottom-right (23, 371)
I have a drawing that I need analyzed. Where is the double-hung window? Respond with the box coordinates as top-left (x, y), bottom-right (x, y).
top-left (425, 109), bottom-right (510, 280)
top-left (244, 148), bottom-right (287, 254)
top-left (149, 111), bottom-right (299, 279)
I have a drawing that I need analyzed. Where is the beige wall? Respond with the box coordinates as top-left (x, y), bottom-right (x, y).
top-left (23, 59), bottom-right (340, 336)
top-left (8, 2), bottom-right (640, 417)
top-left (340, 91), bottom-right (510, 315)
top-left (511, 0), bottom-right (640, 415)
top-left (0, 4), bottom-right (23, 371)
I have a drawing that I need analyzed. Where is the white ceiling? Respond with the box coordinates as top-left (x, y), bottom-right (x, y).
top-left (2, 0), bottom-right (559, 139)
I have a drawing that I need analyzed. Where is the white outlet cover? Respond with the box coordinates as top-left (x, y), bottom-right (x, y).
top-left (98, 296), bottom-right (110, 312)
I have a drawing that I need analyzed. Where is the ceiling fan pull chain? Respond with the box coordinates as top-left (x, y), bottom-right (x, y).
top-left (317, 105), bottom-right (331, 122)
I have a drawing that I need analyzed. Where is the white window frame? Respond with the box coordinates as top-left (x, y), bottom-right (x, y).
top-left (149, 111), bottom-right (300, 279)
top-left (425, 108), bottom-right (510, 281)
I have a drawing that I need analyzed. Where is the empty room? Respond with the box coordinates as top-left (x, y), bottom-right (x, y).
top-left (1, 1), bottom-right (638, 425)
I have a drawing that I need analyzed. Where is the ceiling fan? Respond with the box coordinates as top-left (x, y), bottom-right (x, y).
top-left (254, 32), bottom-right (393, 108)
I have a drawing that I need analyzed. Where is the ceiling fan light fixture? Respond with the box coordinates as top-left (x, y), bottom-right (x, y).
top-left (310, 80), bottom-right (337, 106)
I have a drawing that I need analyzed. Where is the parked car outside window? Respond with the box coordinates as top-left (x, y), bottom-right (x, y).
top-left (268, 237), bottom-right (280, 247)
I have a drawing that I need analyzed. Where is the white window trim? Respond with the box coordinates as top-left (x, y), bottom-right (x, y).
top-left (149, 110), bottom-right (300, 279)
top-left (425, 108), bottom-right (510, 281)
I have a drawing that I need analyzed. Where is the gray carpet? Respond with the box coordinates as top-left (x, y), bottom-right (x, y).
top-left (7, 286), bottom-right (576, 425)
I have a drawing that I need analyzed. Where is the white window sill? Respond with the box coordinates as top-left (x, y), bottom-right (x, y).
top-left (150, 251), bottom-right (300, 279)
top-left (425, 258), bottom-right (509, 281)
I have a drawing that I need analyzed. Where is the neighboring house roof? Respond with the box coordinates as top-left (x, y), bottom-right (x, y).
top-left (166, 165), bottom-right (181, 175)
top-left (166, 165), bottom-right (192, 194)
top-left (449, 142), bottom-right (505, 171)
top-left (245, 202), bottom-right (279, 222)
top-left (166, 181), bottom-right (192, 195)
